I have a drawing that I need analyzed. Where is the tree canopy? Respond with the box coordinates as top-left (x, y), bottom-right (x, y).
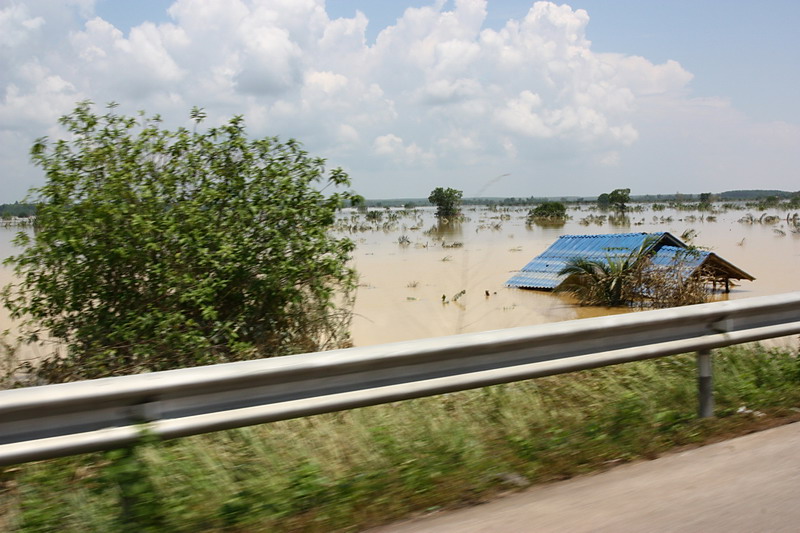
top-left (3, 102), bottom-right (359, 382)
top-left (607, 188), bottom-right (631, 212)
top-left (427, 187), bottom-right (463, 218)
top-left (597, 188), bottom-right (630, 212)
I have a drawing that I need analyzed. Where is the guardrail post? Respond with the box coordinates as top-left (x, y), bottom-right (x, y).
top-left (697, 349), bottom-right (714, 418)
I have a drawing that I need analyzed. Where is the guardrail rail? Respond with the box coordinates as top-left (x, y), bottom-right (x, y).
top-left (1, 291), bottom-right (799, 466)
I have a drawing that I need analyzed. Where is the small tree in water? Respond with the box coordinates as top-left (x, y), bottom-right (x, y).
top-left (428, 187), bottom-right (463, 218)
top-left (3, 102), bottom-right (359, 382)
top-left (607, 188), bottom-right (631, 213)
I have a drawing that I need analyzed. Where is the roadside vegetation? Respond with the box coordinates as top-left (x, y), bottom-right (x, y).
top-left (2, 345), bottom-right (799, 532)
top-left (1, 102), bottom-right (359, 383)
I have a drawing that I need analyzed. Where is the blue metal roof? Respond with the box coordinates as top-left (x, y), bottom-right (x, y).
top-left (507, 232), bottom-right (753, 291)
top-left (649, 245), bottom-right (708, 268)
top-left (647, 245), bottom-right (709, 280)
top-left (506, 232), bottom-right (681, 289)
top-left (649, 246), bottom-right (754, 281)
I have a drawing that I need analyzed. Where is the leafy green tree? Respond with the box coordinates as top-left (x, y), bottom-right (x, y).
top-left (607, 188), bottom-right (631, 212)
top-left (349, 194), bottom-right (365, 208)
top-left (427, 187), bottom-right (463, 218)
top-left (527, 201), bottom-right (567, 221)
top-left (3, 102), bottom-right (359, 382)
top-left (596, 193), bottom-right (610, 209)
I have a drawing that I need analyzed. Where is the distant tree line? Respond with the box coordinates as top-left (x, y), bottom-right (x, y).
top-left (0, 202), bottom-right (36, 218)
top-left (716, 190), bottom-right (798, 200)
top-left (354, 189), bottom-right (799, 208)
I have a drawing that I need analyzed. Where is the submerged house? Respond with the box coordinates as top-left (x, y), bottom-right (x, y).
top-left (506, 232), bottom-right (754, 292)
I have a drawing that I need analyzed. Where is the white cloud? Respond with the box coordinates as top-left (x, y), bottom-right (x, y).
top-left (373, 133), bottom-right (434, 164)
top-left (0, 5), bottom-right (44, 48)
top-left (373, 133), bottom-right (404, 155)
top-left (0, 0), bottom-right (795, 200)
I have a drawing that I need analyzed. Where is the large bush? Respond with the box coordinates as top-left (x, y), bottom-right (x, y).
top-left (3, 102), bottom-right (359, 382)
top-left (527, 201), bottom-right (567, 221)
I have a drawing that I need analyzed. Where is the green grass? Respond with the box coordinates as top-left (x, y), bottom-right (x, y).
top-left (2, 344), bottom-right (800, 532)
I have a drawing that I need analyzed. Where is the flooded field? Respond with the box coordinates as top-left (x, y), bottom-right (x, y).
top-left (0, 228), bottom-right (49, 365)
top-left (0, 204), bottom-right (798, 357)
top-left (342, 205), bottom-right (800, 346)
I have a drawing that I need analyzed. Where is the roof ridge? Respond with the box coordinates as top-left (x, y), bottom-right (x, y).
top-left (557, 232), bottom-right (651, 239)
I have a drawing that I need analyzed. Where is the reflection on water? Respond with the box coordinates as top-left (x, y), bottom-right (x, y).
top-left (528, 219), bottom-right (567, 229)
top-left (1, 205), bottom-right (799, 352)
top-left (425, 219), bottom-right (463, 239)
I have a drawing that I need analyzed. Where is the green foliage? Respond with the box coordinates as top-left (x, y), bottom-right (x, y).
top-left (557, 239), bottom-right (710, 308)
top-left (427, 187), bottom-right (463, 218)
top-left (3, 101), bottom-right (358, 382)
top-left (100, 435), bottom-right (165, 532)
top-left (607, 188), bottom-right (631, 212)
top-left (365, 210), bottom-right (383, 222)
top-left (349, 194), bottom-right (365, 208)
top-left (556, 236), bottom-right (656, 306)
top-left (527, 201), bottom-right (567, 221)
top-left (0, 203), bottom-right (36, 219)
top-left (6, 346), bottom-right (800, 532)
top-left (557, 256), bottom-right (636, 306)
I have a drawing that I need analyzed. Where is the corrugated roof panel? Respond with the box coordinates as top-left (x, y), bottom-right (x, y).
top-left (647, 246), bottom-right (708, 279)
top-left (508, 232), bottom-right (679, 290)
top-left (536, 233), bottom-right (658, 260)
top-left (649, 246), bottom-right (708, 269)
top-left (506, 233), bottom-right (752, 291)
top-left (505, 271), bottom-right (562, 289)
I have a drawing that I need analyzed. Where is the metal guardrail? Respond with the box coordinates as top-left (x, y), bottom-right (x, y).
top-left (1, 291), bottom-right (799, 466)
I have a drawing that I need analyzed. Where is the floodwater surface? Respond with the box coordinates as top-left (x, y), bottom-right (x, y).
top-left (343, 205), bottom-right (800, 346)
top-left (0, 205), bottom-right (798, 357)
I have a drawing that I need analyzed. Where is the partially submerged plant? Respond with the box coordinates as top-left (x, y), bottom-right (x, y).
top-left (557, 237), bottom-right (710, 308)
top-left (526, 202), bottom-right (568, 224)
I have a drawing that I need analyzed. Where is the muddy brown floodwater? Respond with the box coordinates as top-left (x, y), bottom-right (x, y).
top-left (342, 206), bottom-right (800, 347)
top-left (0, 205), bottom-right (798, 360)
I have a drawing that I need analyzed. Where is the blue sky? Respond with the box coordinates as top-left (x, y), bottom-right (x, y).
top-left (3, 0), bottom-right (799, 200)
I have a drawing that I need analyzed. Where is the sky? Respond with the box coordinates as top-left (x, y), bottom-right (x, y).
top-left (1, 0), bottom-right (799, 201)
